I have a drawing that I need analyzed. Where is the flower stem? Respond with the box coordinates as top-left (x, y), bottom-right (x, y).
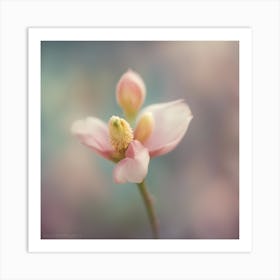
top-left (137, 180), bottom-right (159, 239)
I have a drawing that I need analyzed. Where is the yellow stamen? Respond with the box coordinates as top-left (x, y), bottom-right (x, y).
top-left (134, 112), bottom-right (154, 143)
top-left (109, 116), bottom-right (133, 153)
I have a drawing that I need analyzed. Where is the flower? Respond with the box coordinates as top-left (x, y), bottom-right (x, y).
top-left (71, 70), bottom-right (192, 184)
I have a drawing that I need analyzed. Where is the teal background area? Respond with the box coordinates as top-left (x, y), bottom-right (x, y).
top-left (41, 41), bottom-right (239, 239)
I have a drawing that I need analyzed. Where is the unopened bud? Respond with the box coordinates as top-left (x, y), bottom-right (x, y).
top-left (116, 70), bottom-right (146, 120)
top-left (134, 112), bottom-right (154, 143)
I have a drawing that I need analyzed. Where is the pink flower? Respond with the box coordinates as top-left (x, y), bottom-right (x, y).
top-left (71, 71), bottom-right (192, 184)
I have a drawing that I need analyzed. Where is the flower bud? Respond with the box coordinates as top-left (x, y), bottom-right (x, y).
top-left (116, 70), bottom-right (146, 120)
top-left (109, 116), bottom-right (133, 154)
top-left (134, 112), bottom-right (154, 144)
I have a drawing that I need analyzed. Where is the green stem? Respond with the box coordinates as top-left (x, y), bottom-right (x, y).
top-left (137, 180), bottom-right (159, 239)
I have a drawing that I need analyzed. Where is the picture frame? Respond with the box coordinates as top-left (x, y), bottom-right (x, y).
top-left (1, 1), bottom-right (279, 279)
top-left (28, 27), bottom-right (251, 253)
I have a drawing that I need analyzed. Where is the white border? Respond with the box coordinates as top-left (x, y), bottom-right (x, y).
top-left (1, 1), bottom-right (279, 279)
top-left (28, 27), bottom-right (252, 253)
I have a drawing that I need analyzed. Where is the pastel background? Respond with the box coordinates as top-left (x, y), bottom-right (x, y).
top-left (41, 41), bottom-right (239, 239)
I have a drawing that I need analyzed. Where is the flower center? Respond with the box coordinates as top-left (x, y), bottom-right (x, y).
top-left (109, 116), bottom-right (133, 153)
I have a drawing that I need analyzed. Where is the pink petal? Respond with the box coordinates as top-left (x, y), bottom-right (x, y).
top-left (137, 100), bottom-right (193, 157)
top-left (71, 117), bottom-right (115, 160)
top-left (113, 140), bottom-right (150, 184)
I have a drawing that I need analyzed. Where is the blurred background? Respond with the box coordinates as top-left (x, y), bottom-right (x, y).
top-left (41, 41), bottom-right (239, 239)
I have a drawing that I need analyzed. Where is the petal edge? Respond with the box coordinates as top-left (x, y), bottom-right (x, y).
top-left (137, 100), bottom-right (193, 157)
top-left (113, 140), bottom-right (150, 184)
top-left (71, 117), bottom-right (115, 160)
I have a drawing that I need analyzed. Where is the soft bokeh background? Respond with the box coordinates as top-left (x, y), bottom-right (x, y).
top-left (41, 41), bottom-right (239, 239)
